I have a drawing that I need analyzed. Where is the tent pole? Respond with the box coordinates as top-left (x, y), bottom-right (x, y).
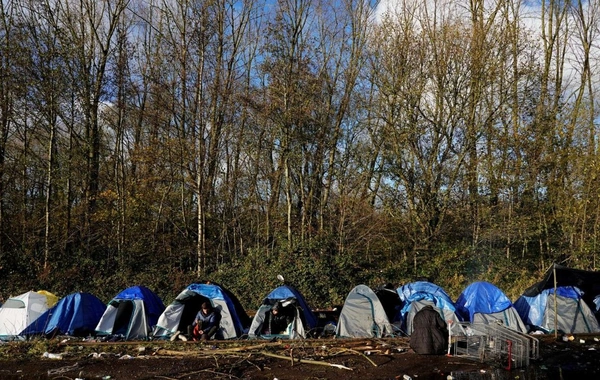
top-left (554, 265), bottom-right (558, 339)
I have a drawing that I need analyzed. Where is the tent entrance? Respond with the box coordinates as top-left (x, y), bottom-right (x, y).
top-left (107, 299), bottom-right (148, 339)
top-left (113, 301), bottom-right (134, 336)
top-left (176, 294), bottom-right (209, 332)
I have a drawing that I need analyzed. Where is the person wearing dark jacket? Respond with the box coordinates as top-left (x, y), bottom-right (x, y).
top-left (263, 303), bottom-right (294, 335)
top-left (409, 305), bottom-right (448, 355)
top-left (189, 302), bottom-right (222, 341)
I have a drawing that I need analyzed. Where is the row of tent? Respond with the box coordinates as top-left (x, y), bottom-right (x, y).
top-left (0, 282), bottom-right (318, 341)
top-left (2, 264), bottom-right (600, 341)
top-left (338, 264), bottom-right (600, 338)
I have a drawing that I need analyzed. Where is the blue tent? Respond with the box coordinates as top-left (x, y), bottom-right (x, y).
top-left (397, 281), bottom-right (464, 335)
top-left (22, 292), bottom-right (106, 337)
top-left (455, 281), bottom-right (526, 333)
top-left (248, 284), bottom-right (317, 338)
top-left (263, 285), bottom-right (317, 329)
top-left (153, 282), bottom-right (250, 339)
top-left (95, 285), bottom-right (165, 340)
top-left (514, 286), bottom-right (600, 333)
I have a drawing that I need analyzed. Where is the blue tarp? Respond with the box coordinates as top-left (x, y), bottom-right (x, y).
top-left (397, 281), bottom-right (458, 318)
top-left (455, 281), bottom-right (513, 322)
top-left (264, 285), bottom-right (318, 329)
top-left (22, 292), bottom-right (106, 336)
top-left (112, 286), bottom-right (165, 327)
top-left (514, 286), bottom-right (582, 327)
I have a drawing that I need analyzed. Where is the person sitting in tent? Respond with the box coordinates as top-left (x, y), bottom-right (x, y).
top-left (409, 305), bottom-right (448, 355)
top-left (188, 302), bottom-right (222, 341)
top-left (262, 302), bottom-right (294, 335)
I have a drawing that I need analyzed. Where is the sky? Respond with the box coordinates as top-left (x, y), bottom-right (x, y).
top-left (372, 0), bottom-right (600, 108)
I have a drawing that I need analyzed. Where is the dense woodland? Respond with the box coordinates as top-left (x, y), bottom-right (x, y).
top-left (0, 0), bottom-right (599, 311)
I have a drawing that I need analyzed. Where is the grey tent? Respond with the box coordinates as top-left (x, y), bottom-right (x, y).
top-left (248, 285), bottom-right (317, 339)
top-left (521, 263), bottom-right (600, 336)
top-left (335, 285), bottom-right (395, 338)
top-left (95, 286), bottom-right (165, 341)
top-left (515, 286), bottom-right (600, 334)
top-left (152, 283), bottom-right (249, 340)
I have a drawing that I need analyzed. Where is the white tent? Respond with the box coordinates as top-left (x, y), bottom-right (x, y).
top-left (335, 285), bottom-right (394, 338)
top-left (0, 291), bottom-right (56, 340)
top-left (247, 284), bottom-right (317, 339)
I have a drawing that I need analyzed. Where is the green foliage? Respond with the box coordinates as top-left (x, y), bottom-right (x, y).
top-left (210, 240), bottom-right (388, 310)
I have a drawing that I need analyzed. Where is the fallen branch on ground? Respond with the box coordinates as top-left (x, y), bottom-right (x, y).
top-left (333, 347), bottom-right (378, 367)
top-left (260, 351), bottom-right (353, 370)
top-left (154, 343), bottom-right (269, 357)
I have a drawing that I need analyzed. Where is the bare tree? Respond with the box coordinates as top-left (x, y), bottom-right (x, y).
top-left (0, 0), bottom-right (18, 260)
top-left (18, 0), bottom-right (67, 268)
top-left (57, 0), bottom-right (129, 250)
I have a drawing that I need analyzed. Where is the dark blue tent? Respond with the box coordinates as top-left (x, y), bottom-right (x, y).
top-left (455, 281), bottom-right (527, 333)
top-left (22, 292), bottom-right (106, 337)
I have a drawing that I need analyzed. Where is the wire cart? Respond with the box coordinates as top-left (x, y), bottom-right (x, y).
top-left (451, 322), bottom-right (539, 368)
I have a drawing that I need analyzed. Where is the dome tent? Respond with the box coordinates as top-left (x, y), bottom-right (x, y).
top-left (153, 282), bottom-right (250, 340)
top-left (521, 263), bottom-right (600, 332)
top-left (455, 281), bottom-right (526, 333)
top-left (95, 285), bottom-right (165, 340)
top-left (21, 292), bottom-right (106, 337)
top-left (0, 290), bottom-right (58, 340)
top-left (335, 284), bottom-right (395, 338)
top-left (515, 285), bottom-right (599, 334)
top-left (248, 284), bottom-right (317, 339)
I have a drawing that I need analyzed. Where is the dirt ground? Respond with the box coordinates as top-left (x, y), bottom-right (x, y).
top-left (0, 334), bottom-right (598, 380)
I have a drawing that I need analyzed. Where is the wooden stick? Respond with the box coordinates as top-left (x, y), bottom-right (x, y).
top-left (333, 347), bottom-right (378, 367)
top-left (154, 343), bottom-right (267, 357)
top-left (260, 351), bottom-right (353, 370)
top-left (154, 349), bottom-right (199, 356)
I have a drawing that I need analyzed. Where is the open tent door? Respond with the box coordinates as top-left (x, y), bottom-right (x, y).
top-left (99, 299), bottom-right (149, 340)
top-left (112, 301), bottom-right (134, 336)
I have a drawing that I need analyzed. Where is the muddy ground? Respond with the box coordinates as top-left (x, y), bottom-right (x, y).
top-left (0, 334), bottom-right (598, 380)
